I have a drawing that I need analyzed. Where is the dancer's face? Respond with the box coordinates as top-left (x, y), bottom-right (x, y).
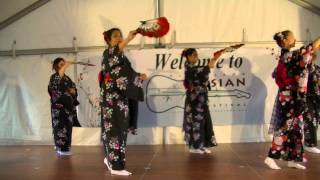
top-left (109, 30), bottom-right (123, 47)
top-left (283, 32), bottom-right (296, 49)
top-left (187, 51), bottom-right (198, 64)
top-left (57, 60), bottom-right (65, 70)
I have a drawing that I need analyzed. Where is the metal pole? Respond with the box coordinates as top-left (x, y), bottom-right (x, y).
top-left (0, 41), bottom-right (309, 57)
top-left (288, 0), bottom-right (320, 16)
top-left (0, 0), bottom-right (51, 30)
top-left (154, 0), bottom-right (165, 48)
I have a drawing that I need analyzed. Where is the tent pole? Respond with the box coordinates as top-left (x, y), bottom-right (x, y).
top-left (154, 0), bottom-right (165, 48)
top-left (288, 0), bottom-right (320, 16)
top-left (0, 0), bottom-right (51, 31)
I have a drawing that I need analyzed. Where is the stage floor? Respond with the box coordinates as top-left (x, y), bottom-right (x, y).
top-left (0, 143), bottom-right (319, 180)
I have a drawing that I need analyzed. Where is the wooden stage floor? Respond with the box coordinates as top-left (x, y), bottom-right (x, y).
top-left (0, 143), bottom-right (319, 180)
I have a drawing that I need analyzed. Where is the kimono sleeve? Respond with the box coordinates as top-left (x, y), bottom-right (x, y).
top-left (48, 73), bottom-right (62, 103)
top-left (101, 46), bottom-right (144, 101)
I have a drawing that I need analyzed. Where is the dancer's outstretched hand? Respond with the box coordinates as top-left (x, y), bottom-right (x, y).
top-left (128, 30), bottom-right (137, 41)
top-left (119, 30), bottom-right (138, 50)
top-left (313, 37), bottom-right (320, 50)
top-left (139, 73), bottom-right (148, 80)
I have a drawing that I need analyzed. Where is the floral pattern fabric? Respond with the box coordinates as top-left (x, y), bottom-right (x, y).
top-left (268, 45), bottom-right (314, 162)
top-left (303, 64), bottom-right (320, 147)
top-left (99, 45), bottom-right (144, 170)
top-left (48, 73), bottom-right (78, 151)
top-left (183, 61), bottom-right (217, 149)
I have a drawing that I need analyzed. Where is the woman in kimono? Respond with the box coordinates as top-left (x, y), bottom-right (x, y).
top-left (182, 48), bottom-right (223, 154)
top-left (303, 61), bottom-right (320, 154)
top-left (48, 57), bottom-right (80, 156)
top-left (264, 30), bottom-right (320, 170)
top-left (99, 28), bottom-right (146, 176)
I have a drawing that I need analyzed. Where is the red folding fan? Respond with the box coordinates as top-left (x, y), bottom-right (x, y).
top-left (136, 17), bottom-right (170, 38)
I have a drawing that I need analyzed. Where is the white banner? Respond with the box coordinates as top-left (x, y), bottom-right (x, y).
top-left (76, 47), bottom-right (278, 128)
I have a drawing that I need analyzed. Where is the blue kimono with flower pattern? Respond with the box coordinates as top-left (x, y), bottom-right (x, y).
top-left (48, 73), bottom-right (79, 152)
top-left (183, 61), bottom-right (217, 149)
top-left (99, 45), bottom-right (144, 170)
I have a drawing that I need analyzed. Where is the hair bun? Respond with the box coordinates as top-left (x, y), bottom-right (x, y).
top-left (273, 32), bottom-right (284, 41)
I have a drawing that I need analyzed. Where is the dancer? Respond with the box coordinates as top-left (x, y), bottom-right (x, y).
top-left (48, 57), bottom-right (79, 156)
top-left (303, 59), bottom-right (320, 154)
top-left (182, 48), bottom-right (224, 154)
top-left (99, 28), bottom-right (146, 176)
top-left (265, 30), bottom-right (320, 170)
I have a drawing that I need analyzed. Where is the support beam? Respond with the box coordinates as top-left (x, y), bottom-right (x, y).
top-left (289, 0), bottom-right (320, 16)
top-left (0, 41), bottom-right (308, 57)
top-left (0, 0), bottom-right (51, 31)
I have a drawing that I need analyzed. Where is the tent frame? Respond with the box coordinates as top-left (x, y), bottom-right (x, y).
top-left (0, 0), bottom-right (316, 57)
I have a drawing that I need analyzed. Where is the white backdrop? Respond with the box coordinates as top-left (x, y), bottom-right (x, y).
top-left (0, 53), bottom-right (75, 142)
top-left (0, 46), bottom-right (283, 145)
top-left (0, 46), bottom-right (320, 145)
top-left (77, 47), bottom-right (277, 128)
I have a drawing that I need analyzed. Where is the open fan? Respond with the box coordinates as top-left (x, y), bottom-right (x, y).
top-left (213, 43), bottom-right (245, 56)
top-left (51, 61), bottom-right (95, 66)
top-left (136, 17), bottom-right (170, 38)
top-left (73, 62), bottom-right (95, 66)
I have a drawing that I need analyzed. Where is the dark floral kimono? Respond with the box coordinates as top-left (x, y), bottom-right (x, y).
top-left (48, 73), bottom-right (79, 152)
top-left (268, 44), bottom-right (314, 162)
top-left (99, 45), bottom-right (144, 170)
top-left (303, 64), bottom-right (320, 147)
top-left (183, 61), bottom-right (217, 149)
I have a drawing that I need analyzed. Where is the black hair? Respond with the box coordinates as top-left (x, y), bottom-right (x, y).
top-left (273, 30), bottom-right (292, 47)
top-left (52, 57), bottom-right (64, 71)
top-left (181, 48), bottom-right (197, 60)
top-left (103, 28), bottom-right (122, 45)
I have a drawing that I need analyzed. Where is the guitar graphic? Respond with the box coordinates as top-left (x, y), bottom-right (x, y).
top-left (146, 75), bottom-right (251, 113)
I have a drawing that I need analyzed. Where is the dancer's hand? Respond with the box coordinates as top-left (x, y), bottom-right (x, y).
top-left (58, 60), bottom-right (74, 77)
top-left (313, 37), bottom-right (320, 50)
top-left (139, 73), bottom-right (148, 80)
top-left (119, 30), bottom-right (137, 50)
top-left (68, 88), bottom-right (76, 95)
top-left (208, 58), bottom-right (218, 68)
top-left (127, 30), bottom-right (137, 41)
